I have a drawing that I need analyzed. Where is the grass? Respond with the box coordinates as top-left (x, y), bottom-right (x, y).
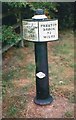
top-left (2, 62), bottom-right (35, 98)
top-left (49, 63), bottom-right (73, 86)
top-left (25, 64), bottom-right (35, 72)
top-left (64, 111), bottom-right (74, 118)
top-left (2, 30), bottom-right (74, 118)
top-left (52, 30), bottom-right (74, 57)
top-left (68, 92), bottom-right (75, 103)
top-left (7, 105), bottom-right (18, 117)
top-left (49, 30), bottom-right (74, 102)
top-left (53, 44), bottom-right (70, 55)
top-left (25, 64), bottom-right (35, 79)
top-left (2, 78), bottom-right (14, 98)
top-left (2, 63), bottom-right (35, 81)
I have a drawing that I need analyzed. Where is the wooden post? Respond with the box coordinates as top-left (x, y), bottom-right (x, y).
top-left (19, 12), bottom-right (24, 47)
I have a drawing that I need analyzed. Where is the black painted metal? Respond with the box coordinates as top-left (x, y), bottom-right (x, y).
top-left (33, 9), bottom-right (53, 105)
top-left (35, 43), bottom-right (49, 98)
top-left (35, 9), bottom-right (44, 15)
top-left (34, 42), bottom-right (53, 105)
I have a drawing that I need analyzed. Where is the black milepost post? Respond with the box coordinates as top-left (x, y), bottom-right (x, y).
top-left (34, 42), bottom-right (53, 105)
top-left (23, 9), bottom-right (58, 106)
top-left (32, 9), bottom-right (53, 105)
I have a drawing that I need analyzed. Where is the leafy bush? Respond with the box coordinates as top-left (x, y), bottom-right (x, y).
top-left (2, 25), bottom-right (20, 46)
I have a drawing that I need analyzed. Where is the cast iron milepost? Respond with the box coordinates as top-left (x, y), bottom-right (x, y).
top-left (32, 9), bottom-right (53, 105)
top-left (23, 9), bottom-right (58, 105)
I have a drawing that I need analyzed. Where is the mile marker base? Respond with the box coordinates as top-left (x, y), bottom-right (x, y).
top-left (34, 96), bottom-right (53, 106)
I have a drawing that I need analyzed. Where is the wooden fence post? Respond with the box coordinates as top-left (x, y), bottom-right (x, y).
top-left (19, 12), bottom-right (24, 47)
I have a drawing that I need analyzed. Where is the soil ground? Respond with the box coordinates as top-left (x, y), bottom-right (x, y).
top-left (2, 30), bottom-right (75, 118)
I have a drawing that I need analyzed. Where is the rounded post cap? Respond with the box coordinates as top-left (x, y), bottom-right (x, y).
top-left (32, 9), bottom-right (47, 20)
top-left (35, 9), bottom-right (44, 15)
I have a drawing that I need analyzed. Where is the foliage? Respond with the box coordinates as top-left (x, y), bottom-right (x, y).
top-left (57, 3), bottom-right (74, 29)
top-left (2, 2), bottom-right (33, 13)
top-left (30, 2), bottom-right (58, 10)
top-left (7, 2), bottom-right (27, 8)
top-left (30, 2), bottom-right (59, 18)
top-left (2, 25), bottom-right (20, 46)
top-left (2, 2), bottom-right (34, 19)
top-left (31, 2), bottom-right (74, 29)
top-left (2, 2), bottom-right (74, 30)
top-left (2, 2), bottom-right (27, 9)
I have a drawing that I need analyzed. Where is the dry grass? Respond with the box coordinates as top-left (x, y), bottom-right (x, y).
top-left (2, 29), bottom-right (74, 118)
